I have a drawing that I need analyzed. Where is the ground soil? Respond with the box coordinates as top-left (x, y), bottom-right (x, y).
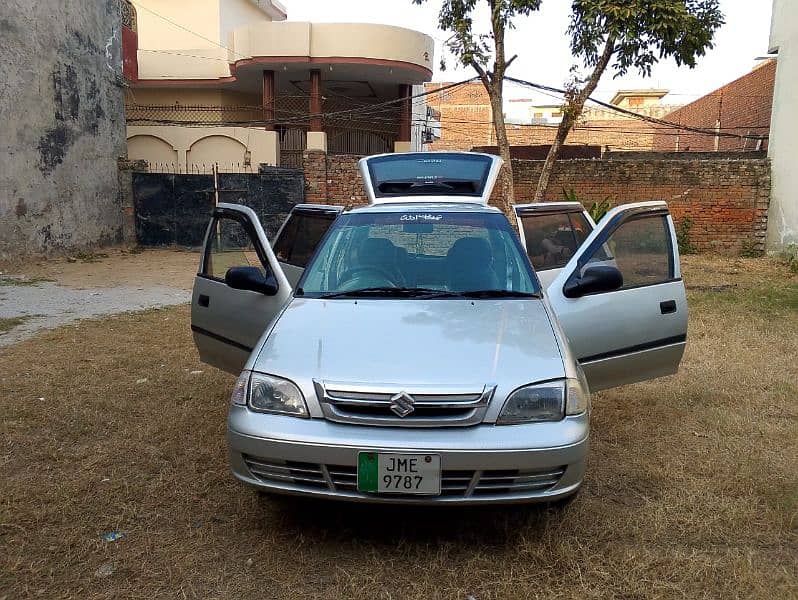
top-left (0, 249), bottom-right (197, 346)
top-left (0, 253), bottom-right (796, 599)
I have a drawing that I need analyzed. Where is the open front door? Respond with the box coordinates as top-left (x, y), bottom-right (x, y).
top-left (191, 203), bottom-right (292, 374)
top-left (547, 201), bottom-right (688, 392)
top-left (272, 204), bottom-right (343, 287)
top-left (513, 202), bottom-right (595, 289)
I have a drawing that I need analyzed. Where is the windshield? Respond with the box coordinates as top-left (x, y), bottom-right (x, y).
top-left (367, 153), bottom-right (493, 198)
top-left (297, 210), bottom-right (539, 298)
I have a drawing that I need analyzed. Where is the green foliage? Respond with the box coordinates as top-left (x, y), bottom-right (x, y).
top-left (569, 0), bottom-right (725, 78)
top-left (562, 187), bottom-right (579, 203)
top-left (588, 198), bottom-right (613, 223)
top-left (676, 216), bottom-right (696, 255)
top-left (781, 243), bottom-right (798, 274)
top-left (413, 0), bottom-right (542, 71)
top-left (561, 188), bottom-right (613, 223)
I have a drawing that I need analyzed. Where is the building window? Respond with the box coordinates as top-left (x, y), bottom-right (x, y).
top-left (628, 97), bottom-right (644, 107)
top-left (551, 111), bottom-right (562, 118)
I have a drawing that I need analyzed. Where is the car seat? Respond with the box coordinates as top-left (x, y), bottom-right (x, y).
top-left (445, 237), bottom-right (499, 291)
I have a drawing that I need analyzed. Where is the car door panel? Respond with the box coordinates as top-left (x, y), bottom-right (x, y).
top-left (191, 203), bottom-right (292, 375)
top-left (272, 204), bottom-right (343, 287)
top-left (513, 202), bottom-right (595, 289)
top-left (547, 201), bottom-right (687, 391)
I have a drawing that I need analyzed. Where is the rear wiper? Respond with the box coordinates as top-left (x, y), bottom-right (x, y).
top-left (458, 290), bottom-right (540, 299)
top-left (319, 287), bottom-right (452, 299)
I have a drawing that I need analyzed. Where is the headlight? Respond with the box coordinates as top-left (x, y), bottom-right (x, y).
top-left (231, 371), bottom-right (309, 418)
top-left (497, 378), bottom-right (589, 424)
top-left (497, 381), bottom-right (565, 424)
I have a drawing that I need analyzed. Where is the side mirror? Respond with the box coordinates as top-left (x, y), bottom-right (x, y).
top-left (563, 265), bottom-right (623, 298)
top-left (225, 266), bottom-right (279, 296)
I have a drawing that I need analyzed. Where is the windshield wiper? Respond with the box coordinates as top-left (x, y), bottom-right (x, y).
top-left (458, 290), bottom-right (540, 299)
top-left (318, 288), bottom-right (540, 299)
top-left (318, 287), bottom-right (452, 299)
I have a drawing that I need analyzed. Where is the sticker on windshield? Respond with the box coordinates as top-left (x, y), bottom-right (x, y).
top-left (400, 214), bottom-right (443, 222)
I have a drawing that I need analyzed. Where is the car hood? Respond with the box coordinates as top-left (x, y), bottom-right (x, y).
top-left (253, 298), bottom-right (564, 390)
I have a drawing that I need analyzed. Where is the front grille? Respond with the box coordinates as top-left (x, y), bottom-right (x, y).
top-left (244, 456), bottom-right (565, 499)
top-left (243, 457), bottom-right (328, 490)
top-left (314, 381), bottom-right (495, 427)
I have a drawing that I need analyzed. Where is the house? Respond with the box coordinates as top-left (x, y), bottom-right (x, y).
top-left (124, 0), bottom-right (434, 172)
top-left (425, 83), bottom-right (680, 152)
top-left (651, 61), bottom-right (776, 152)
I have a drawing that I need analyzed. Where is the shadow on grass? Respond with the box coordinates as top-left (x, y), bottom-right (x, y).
top-left (252, 492), bottom-right (570, 546)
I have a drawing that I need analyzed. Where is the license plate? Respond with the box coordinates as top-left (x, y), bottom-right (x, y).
top-left (357, 452), bottom-right (441, 495)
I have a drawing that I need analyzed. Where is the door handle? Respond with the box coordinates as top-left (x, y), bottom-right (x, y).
top-left (198, 294), bottom-right (210, 307)
top-left (660, 300), bottom-right (676, 314)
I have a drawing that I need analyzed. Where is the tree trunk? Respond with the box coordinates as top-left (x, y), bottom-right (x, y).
top-left (485, 81), bottom-right (514, 214)
top-left (533, 36), bottom-right (616, 203)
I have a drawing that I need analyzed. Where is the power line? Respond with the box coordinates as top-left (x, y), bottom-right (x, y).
top-left (505, 76), bottom-right (768, 141)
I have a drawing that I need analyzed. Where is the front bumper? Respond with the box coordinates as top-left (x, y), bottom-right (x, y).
top-left (227, 406), bottom-right (589, 505)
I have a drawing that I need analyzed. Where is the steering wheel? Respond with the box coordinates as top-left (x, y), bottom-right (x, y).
top-left (337, 266), bottom-right (398, 290)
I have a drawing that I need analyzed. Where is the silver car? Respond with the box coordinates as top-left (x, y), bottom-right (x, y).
top-left (191, 152), bottom-right (687, 504)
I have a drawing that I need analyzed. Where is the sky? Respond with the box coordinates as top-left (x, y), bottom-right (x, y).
top-left (285, 0), bottom-right (774, 106)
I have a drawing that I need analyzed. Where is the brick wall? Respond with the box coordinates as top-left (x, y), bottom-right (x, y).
top-left (302, 151), bottom-right (770, 254)
top-left (507, 158), bottom-right (770, 253)
top-left (652, 60), bottom-right (775, 152)
top-left (302, 151), bottom-right (368, 207)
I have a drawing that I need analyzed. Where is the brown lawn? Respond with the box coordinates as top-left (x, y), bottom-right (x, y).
top-left (1, 254), bottom-right (796, 599)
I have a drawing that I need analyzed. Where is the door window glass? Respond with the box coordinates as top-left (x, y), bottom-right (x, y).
top-left (585, 215), bottom-right (672, 288)
top-left (520, 211), bottom-right (592, 271)
top-left (204, 217), bottom-right (267, 280)
top-left (273, 212), bottom-right (336, 268)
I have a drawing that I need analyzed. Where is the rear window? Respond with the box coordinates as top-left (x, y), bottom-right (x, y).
top-left (367, 153), bottom-right (492, 198)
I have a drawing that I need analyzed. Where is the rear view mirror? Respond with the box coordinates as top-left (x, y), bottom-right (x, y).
top-left (563, 265), bottom-right (623, 298)
top-left (225, 266), bottom-right (279, 296)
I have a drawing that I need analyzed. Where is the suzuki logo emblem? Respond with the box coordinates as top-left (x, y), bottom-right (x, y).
top-left (389, 391), bottom-right (416, 417)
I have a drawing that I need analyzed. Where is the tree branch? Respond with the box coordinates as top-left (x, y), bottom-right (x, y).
top-left (533, 35), bottom-right (617, 203)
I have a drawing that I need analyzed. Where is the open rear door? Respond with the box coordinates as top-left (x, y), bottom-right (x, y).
top-left (546, 201), bottom-right (688, 391)
top-left (513, 202), bottom-right (595, 289)
top-left (272, 204), bottom-right (343, 287)
top-left (191, 203), bottom-right (292, 374)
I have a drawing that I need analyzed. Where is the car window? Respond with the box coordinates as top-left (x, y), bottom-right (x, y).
top-left (298, 211), bottom-right (538, 296)
top-left (273, 211), bottom-right (336, 268)
top-left (203, 216), bottom-right (268, 281)
top-left (583, 215), bottom-right (672, 288)
top-left (520, 211), bottom-right (592, 271)
top-left (367, 153), bottom-right (492, 198)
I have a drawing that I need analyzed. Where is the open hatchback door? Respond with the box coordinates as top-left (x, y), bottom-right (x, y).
top-left (546, 201), bottom-right (688, 391)
top-left (191, 203), bottom-right (293, 374)
top-left (513, 202), bottom-right (596, 289)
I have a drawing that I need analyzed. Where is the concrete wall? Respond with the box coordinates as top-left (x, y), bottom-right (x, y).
top-left (0, 0), bottom-right (127, 257)
top-left (126, 125), bottom-right (279, 172)
top-left (767, 0), bottom-right (798, 249)
top-left (302, 152), bottom-right (771, 255)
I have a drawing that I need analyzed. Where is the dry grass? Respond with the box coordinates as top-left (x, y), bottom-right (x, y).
top-left (1, 255), bottom-right (796, 599)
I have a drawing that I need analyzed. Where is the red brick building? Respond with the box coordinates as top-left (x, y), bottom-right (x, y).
top-left (425, 82), bottom-right (674, 152)
top-left (652, 60), bottom-right (776, 152)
